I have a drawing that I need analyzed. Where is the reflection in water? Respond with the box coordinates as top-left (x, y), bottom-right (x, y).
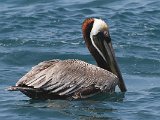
top-left (20, 92), bottom-right (125, 120)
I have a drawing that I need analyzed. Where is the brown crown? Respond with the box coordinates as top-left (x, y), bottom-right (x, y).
top-left (82, 18), bottom-right (94, 46)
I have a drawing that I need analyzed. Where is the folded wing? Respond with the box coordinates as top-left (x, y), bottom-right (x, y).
top-left (13, 59), bottom-right (118, 99)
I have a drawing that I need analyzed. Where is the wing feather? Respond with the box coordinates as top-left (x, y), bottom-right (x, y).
top-left (16, 59), bottom-right (60, 87)
top-left (15, 59), bottom-right (118, 97)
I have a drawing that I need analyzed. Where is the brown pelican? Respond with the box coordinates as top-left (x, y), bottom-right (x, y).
top-left (8, 18), bottom-right (127, 99)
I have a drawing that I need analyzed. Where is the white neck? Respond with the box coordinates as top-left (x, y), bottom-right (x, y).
top-left (90, 18), bottom-right (108, 62)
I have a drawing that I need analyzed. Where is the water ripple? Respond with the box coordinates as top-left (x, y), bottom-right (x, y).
top-left (1, 0), bottom-right (160, 120)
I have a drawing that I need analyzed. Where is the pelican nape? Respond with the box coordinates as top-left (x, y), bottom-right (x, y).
top-left (8, 18), bottom-right (127, 99)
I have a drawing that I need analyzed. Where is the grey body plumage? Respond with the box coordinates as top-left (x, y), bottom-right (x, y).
top-left (8, 59), bottom-right (118, 99)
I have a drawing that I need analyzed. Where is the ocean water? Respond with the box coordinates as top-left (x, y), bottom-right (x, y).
top-left (0, 0), bottom-right (160, 119)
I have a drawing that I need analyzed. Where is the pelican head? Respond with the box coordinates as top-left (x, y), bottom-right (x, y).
top-left (82, 18), bottom-right (127, 92)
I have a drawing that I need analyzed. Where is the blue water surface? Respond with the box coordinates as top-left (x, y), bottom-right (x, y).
top-left (0, 0), bottom-right (160, 120)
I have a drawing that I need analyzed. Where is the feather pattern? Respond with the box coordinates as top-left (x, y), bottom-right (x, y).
top-left (13, 59), bottom-right (118, 99)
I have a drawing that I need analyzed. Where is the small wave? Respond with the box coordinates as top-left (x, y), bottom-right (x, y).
top-left (147, 87), bottom-right (160, 93)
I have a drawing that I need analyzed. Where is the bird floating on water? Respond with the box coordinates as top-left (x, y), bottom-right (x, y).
top-left (8, 18), bottom-right (127, 99)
